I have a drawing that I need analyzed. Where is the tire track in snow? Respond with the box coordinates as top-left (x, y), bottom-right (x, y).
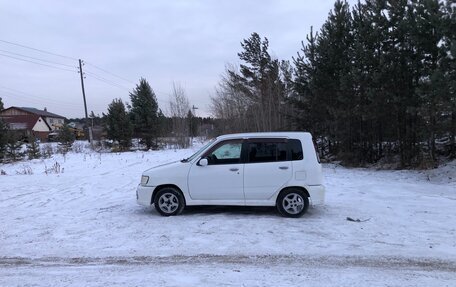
top-left (1, 255), bottom-right (455, 272)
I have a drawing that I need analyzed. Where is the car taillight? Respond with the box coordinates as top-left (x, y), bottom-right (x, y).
top-left (312, 139), bottom-right (321, 163)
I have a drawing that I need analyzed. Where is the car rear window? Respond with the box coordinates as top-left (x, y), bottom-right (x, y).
top-left (288, 139), bottom-right (303, 161)
top-left (245, 138), bottom-right (304, 163)
top-left (247, 142), bottom-right (288, 163)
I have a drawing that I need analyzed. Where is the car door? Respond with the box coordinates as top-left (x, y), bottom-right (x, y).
top-left (243, 139), bottom-right (293, 200)
top-left (188, 139), bottom-right (245, 201)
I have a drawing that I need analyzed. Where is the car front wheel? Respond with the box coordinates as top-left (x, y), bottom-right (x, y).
top-left (277, 189), bottom-right (309, 218)
top-left (154, 187), bottom-right (185, 216)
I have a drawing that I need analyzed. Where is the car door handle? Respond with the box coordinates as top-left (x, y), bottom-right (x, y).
top-left (279, 166), bottom-right (289, 170)
top-left (229, 168), bottom-right (239, 172)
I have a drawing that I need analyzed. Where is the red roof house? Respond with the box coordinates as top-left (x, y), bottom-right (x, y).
top-left (0, 107), bottom-right (65, 141)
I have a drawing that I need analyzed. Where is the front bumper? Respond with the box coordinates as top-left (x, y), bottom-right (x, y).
top-left (136, 184), bottom-right (155, 206)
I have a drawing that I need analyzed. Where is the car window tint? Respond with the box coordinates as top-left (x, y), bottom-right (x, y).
top-left (207, 141), bottom-right (242, 165)
top-left (289, 139), bottom-right (303, 161)
top-left (248, 142), bottom-right (287, 163)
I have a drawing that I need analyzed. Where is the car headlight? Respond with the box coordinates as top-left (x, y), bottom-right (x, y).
top-left (141, 175), bottom-right (149, 186)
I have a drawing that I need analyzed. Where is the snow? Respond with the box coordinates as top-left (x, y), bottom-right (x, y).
top-left (1, 145), bottom-right (455, 286)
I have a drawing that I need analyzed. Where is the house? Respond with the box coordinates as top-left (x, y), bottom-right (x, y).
top-left (1, 107), bottom-right (66, 131)
top-left (0, 107), bottom-right (66, 141)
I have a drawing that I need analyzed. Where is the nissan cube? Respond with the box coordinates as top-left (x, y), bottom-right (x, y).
top-left (136, 132), bottom-right (325, 217)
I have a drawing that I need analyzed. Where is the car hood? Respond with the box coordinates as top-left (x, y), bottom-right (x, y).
top-left (144, 161), bottom-right (187, 174)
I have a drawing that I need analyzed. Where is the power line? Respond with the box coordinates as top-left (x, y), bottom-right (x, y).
top-left (82, 71), bottom-right (168, 106)
top-left (0, 85), bottom-right (76, 105)
top-left (0, 39), bottom-right (170, 111)
top-left (0, 40), bottom-right (138, 94)
top-left (0, 87), bottom-right (111, 114)
top-left (84, 70), bottom-right (131, 91)
top-left (0, 53), bottom-right (77, 73)
top-left (0, 90), bottom-right (81, 109)
top-left (0, 39), bottom-right (78, 61)
top-left (0, 39), bottom-right (137, 87)
top-left (0, 85), bottom-right (79, 107)
top-left (82, 73), bottom-right (168, 106)
top-left (0, 48), bottom-right (76, 68)
top-left (85, 61), bottom-right (135, 84)
top-left (82, 61), bottom-right (169, 105)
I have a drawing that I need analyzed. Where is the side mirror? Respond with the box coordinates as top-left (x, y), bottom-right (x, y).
top-left (198, 158), bottom-right (208, 166)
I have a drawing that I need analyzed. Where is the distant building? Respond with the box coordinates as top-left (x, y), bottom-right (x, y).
top-left (1, 107), bottom-right (66, 130)
top-left (68, 121), bottom-right (84, 130)
top-left (0, 106), bottom-right (66, 141)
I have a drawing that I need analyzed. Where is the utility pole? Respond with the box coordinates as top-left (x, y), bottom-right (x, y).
top-left (78, 59), bottom-right (93, 145)
top-left (192, 105), bottom-right (198, 115)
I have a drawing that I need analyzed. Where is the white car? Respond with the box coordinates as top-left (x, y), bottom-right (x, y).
top-left (136, 132), bottom-right (325, 217)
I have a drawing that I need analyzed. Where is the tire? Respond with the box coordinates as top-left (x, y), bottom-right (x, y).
top-left (276, 188), bottom-right (309, 218)
top-left (154, 187), bottom-right (185, 216)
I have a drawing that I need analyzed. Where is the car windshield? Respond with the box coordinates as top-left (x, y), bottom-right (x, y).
top-left (181, 138), bottom-right (216, 162)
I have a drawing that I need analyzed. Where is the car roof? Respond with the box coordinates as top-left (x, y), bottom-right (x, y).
top-left (216, 132), bottom-right (311, 141)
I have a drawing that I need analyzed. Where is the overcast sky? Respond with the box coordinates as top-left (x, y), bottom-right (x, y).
top-left (0, 0), bottom-right (357, 118)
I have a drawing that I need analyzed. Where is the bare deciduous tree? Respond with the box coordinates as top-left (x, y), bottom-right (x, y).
top-left (169, 82), bottom-right (191, 148)
top-left (210, 66), bottom-right (250, 133)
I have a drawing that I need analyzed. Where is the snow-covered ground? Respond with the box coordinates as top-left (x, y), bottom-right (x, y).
top-left (1, 145), bottom-right (455, 286)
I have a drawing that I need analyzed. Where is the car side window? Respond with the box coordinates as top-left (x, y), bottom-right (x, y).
top-left (247, 141), bottom-right (288, 163)
top-left (205, 140), bottom-right (242, 165)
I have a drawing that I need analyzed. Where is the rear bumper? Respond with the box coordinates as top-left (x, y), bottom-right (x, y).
top-left (307, 185), bottom-right (325, 205)
top-left (136, 185), bottom-right (155, 206)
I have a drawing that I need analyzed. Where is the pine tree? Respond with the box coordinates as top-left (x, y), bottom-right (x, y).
top-left (439, 0), bottom-right (456, 158)
top-left (129, 78), bottom-right (160, 150)
top-left (239, 33), bottom-right (285, 131)
top-left (221, 32), bottom-right (289, 131)
top-left (412, 0), bottom-right (446, 164)
top-left (187, 110), bottom-right (198, 138)
top-left (0, 119), bottom-right (9, 162)
top-left (106, 99), bottom-right (133, 151)
top-left (290, 0), bottom-right (454, 166)
top-left (58, 124), bottom-right (75, 153)
top-left (5, 132), bottom-right (24, 162)
top-left (0, 97), bottom-right (4, 110)
top-left (26, 135), bottom-right (41, 159)
top-left (364, 0), bottom-right (394, 162)
top-left (348, 0), bottom-right (391, 163)
top-left (293, 27), bottom-right (320, 134)
top-left (157, 109), bottom-right (166, 139)
top-left (293, 0), bottom-right (354, 161)
top-left (350, 0), bottom-right (374, 162)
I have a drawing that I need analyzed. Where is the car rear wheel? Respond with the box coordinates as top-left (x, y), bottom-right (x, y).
top-left (277, 189), bottom-right (309, 218)
top-left (154, 187), bottom-right (185, 216)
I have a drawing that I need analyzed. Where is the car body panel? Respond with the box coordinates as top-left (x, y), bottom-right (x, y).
top-left (188, 163), bottom-right (244, 200)
top-left (243, 161), bottom-right (293, 200)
